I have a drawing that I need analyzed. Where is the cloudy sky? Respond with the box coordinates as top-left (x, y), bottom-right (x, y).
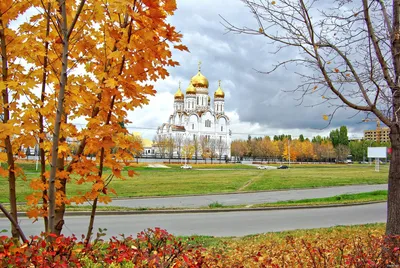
top-left (128, 0), bottom-right (377, 141)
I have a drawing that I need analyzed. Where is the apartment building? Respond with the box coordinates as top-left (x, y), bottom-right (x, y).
top-left (364, 127), bottom-right (390, 143)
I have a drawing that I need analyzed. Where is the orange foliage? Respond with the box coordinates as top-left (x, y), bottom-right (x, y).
top-left (0, 0), bottom-right (185, 224)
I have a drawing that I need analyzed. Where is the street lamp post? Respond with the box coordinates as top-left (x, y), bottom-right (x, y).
top-left (288, 139), bottom-right (291, 167)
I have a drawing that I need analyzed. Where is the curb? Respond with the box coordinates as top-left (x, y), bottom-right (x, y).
top-left (77, 183), bottom-right (390, 201)
top-left (6, 184), bottom-right (388, 204)
top-left (3, 201), bottom-right (386, 218)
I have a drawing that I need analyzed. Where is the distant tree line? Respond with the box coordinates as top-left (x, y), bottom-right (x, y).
top-left (231, 126), bottom-right (390, 162)
top-left (152, 135), bottom-right (228, 163)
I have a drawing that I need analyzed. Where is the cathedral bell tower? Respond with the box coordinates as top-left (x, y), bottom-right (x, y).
top-left (173, 81), bottom-right (184, 113)
top-left (214, 80), bottom-right (225, 115)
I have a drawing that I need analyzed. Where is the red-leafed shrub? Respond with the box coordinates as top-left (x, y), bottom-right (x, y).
top-left (0, 227), bottom-right (399, 267)
top-left (0, 228), bottom-right (204, 267)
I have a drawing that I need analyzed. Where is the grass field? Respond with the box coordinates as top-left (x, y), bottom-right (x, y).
top-left (204, 190), bottom-right (388, 209)
top-left (0, 163), bottom-right (389, 203)
top-left (0, 189), bottom-right (387, 212)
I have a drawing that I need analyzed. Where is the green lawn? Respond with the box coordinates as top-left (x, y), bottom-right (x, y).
top-left (246, 165), bottom-right (388, 191)
top-left (0, 163), bottom-right (389, 203)
top-left (1, 189), bottom-right (387, 212)
top-left (204, 190), bottom-right (388, 209)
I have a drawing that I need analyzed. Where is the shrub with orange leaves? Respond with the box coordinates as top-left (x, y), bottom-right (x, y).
top-left (0, 226), bottom-right (399, 267)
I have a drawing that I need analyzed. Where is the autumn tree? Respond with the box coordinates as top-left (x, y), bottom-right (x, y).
top-left (181, 137), bottom-right (194, 162)
top-left (153, 136), bottom-right (168, 158)
top-left (165, 137), bottom-right (175, 160)
top-left (231, 139), bottom-right (248, 161)
top-left (297, 139), bottom-right (315, 162)
top-left (174, 134), bottom-right (184, 158)
top-left (193, 135), bottom-right (200, 162)
top-left (1, 0), bottom-right (36, 240)
top-left (200, 135), bottom-right (210, 162)
top-left (313, 138), bottom-right (335, 162)
top-left (259, 136), bottom-right (279, 162)
top-left (269, 139), bottom-right (280, 161)
top-left (224, 0), bottom-right (400, 234)
top-left (215, 138), bottom-right (226, 163)
top-left (1, 0), bottom-right (187, 239)
top-left (209, 138), bottom-right (218, 164)
top-left (282, 138), bottom-right (298, 162)
top-left (248, 137), bottom-right (262, 160)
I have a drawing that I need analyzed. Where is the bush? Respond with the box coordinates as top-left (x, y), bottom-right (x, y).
top-left (0, 228), bottom-right (205, 267)
top-left (0, 227), bottom-right (399, 267)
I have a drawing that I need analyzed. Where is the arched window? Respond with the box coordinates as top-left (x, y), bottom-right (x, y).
top-left (205, 119), bottom-right (211, 128)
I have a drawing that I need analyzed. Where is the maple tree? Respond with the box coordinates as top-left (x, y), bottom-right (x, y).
top-left (1, 0), bottom-right (187, 239)
top-left (0, 0), bottom-right (33, 240)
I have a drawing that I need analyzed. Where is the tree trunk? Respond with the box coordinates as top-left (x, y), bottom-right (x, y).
top-left (39, 2), bottom-right (51, 232)
top-left (54, 152), bottom-right (66, 235)
top-left (48, 0), bottom-right (68, 234)
top-left (387, 125), bottom-right (400, 235)
top-left (0, 204), bottom-right (26, 242)
top-left (0, 18), bottom-right (18, 240)
top-left (5, 136), bottom-right (18, 239)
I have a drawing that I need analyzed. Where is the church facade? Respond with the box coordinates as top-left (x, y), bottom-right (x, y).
top-left (156, 64), bottom-right (231, 158)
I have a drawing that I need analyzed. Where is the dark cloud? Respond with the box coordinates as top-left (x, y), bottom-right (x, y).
top-left (130, 0), bottom-right (378, 139)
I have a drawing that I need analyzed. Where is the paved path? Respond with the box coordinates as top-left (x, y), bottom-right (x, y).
top-left (1, 203), bottom-right (386, 238)
top-left (104, 184), bottom-right (387, 208)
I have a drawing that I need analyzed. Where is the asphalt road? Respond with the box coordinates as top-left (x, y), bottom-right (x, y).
top-left (0, 203), bottom-right (386, 238)
top-left (103, 184), bottom-right (387, 208)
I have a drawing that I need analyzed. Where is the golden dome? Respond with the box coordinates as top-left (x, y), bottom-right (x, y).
top-left (190, 61), bottom-right (209, 88)
top-left (174, 82), bottom-right (184, 100)
top-left (186, 82), bottom-right (196, 94)
top-left (191, 71), bottom-right (209, 88)
top-left (214, 80), bottom-right (225, 98)
top-left (174, 89), bottom-right (184, 100)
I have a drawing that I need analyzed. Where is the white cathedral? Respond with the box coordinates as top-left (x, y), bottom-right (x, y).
top-left (156, 64), bottom-right (231, 158)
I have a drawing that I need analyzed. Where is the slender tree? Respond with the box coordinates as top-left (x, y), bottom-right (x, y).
top-left (1, 0), bottom-right (187, 239)
top-left (223, 0), bottom-right (400, 234)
